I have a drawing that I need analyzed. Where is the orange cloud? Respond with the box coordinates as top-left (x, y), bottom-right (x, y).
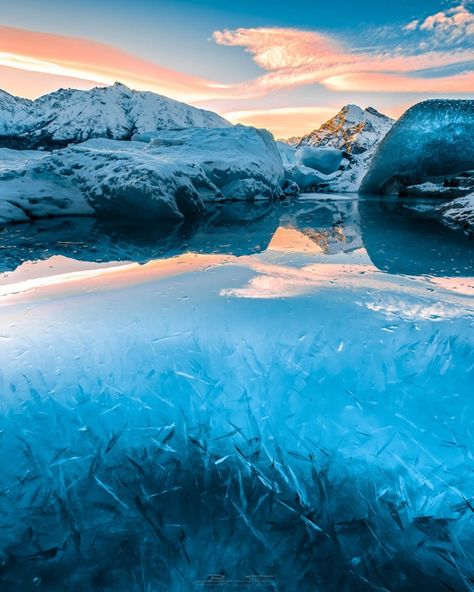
top-left (224, 106), bottom-right (338, 138)
top-left (323, 71), bottom-right (474, 93)
top-left (0, 25), bottom-right (231, 101)
top-left (0, 64), bottom-right (102, 99)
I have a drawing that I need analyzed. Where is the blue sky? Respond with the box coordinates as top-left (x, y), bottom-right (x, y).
top-left (0, 0), bottom-right (472, 135)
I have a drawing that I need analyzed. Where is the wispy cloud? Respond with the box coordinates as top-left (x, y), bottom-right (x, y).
top-left (0, 25), bottom-right (232, 101)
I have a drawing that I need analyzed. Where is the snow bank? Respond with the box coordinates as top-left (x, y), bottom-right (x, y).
top-left (0, 147), bottom-right (45, 172)
top-left (360, 100), bottom-right (474, 195)
top-left (439, 192), bottom-right (474, 235)
top-left (0, 83), bottom-right (230, 149)
top-left (133, 125), bottom-right (284, 201)
top-left (0, 126), bottom-right (285, 223)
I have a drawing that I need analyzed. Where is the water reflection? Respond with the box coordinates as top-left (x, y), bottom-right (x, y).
top-left (358, 198), bottom-right (474, 276)
top-left (0, 197), bottom-right (472, 281)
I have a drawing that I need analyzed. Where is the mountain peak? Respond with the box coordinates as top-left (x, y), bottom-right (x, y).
top-left (112, 81), bottom-right (130, 89)
top-left (295, 104), bottom-right (394, 154)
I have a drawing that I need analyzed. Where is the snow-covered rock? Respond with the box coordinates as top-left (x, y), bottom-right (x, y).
top-left (291, 105), bottom-right (394, 192)
top-left (0, 147), bottom-right (45, 172)
top-left (134, 126), bottom-right (284, 200)
top-left (360, 100), bottom-right (474, 195)
top-left (0, 83), bottom-right (230, 149)
top-left (403, 171), bottom-right (474, 199)
top-left (0, 126), bottom-right (285, 224)
top-left (439, 192), bottom-right (474, 235)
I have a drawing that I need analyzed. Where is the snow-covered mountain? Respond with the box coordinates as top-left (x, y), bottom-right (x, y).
top-left (296, 105), bottom-right (394, 153)
top-left (285, 105), bottom-right (394, 192)
top-left (0, 90), bottom-right (30, 137)
top-left (0, 83), bottom-right (231, 149)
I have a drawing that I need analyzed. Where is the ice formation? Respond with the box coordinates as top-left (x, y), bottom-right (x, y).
top-left (360, 100), bottom-right (474, 195)
top-left (0, 198), bottom-right (473, 591)
top-left (276, 142), bottom-right (338, 191)
top-left (0, 83), bottom-right (230, 149)
top-left (295, 146), bottom-right (343, 175)
top-left (0, 127), bottom-right (285, 223)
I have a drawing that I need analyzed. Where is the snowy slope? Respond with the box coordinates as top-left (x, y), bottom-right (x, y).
top-left (0, 90), bottom-right (31, 137)
top-left (0, 126), bottom-right (284, 224)
top-left (284, 105), bottom-right (394, 192)
top-left (0, 83), bottom-right (230, 149)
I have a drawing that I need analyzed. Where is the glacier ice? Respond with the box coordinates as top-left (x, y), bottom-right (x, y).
top-left (295, 145), bottom-right (343, 175)
top-left (360, 100), bottom-right (474, 195)
top-left (0, 126), bottom-right (285, 223)
top-left (276, 142), bottom-right (335, 191)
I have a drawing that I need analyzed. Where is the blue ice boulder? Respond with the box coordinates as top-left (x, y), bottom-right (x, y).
top-left (360, 100), bottom-right (474, 195)
top-left (295, 146), bottom-right (343, 175)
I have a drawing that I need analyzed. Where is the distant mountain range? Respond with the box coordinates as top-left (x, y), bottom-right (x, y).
top-left (0, 82), bottom-right (230, 149)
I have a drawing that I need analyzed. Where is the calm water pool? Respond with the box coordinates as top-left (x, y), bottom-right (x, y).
top-left (0, 195), bottom-right (473, 591)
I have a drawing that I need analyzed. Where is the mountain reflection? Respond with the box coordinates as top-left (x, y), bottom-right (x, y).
top-left (0, 197), bottom-right (472, 278)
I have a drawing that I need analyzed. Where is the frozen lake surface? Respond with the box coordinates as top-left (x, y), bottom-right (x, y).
top-left (0, 195), bottom-right (473, 591)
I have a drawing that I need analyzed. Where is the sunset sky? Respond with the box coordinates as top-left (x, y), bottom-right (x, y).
top-left (1, 0), bottom-right (473, 136)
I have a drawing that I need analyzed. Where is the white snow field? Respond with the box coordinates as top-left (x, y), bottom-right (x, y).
top-left (0, 127), bottom-right (285, 223)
